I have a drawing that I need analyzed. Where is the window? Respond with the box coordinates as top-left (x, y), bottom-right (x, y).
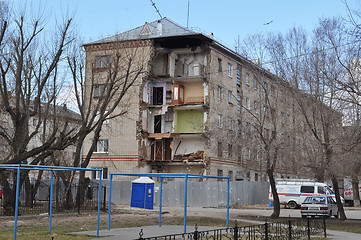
top-left (32, 118), bottom-right (38, 126)
top-left (92, 167), bottom-right (108, 179)
top-left (263, 82), bottom-right (268, 93)
top-left (228, 171), bottom-right (233, 181)
top-left (301, 186), bottom-right (315, 194)
top-left (217, 86), bottom-right (222, 100)
top-left (318, 186), bottom-right (326, 194)
top-left (218, 114), bottom-right (223, 128)
top-left (228, 144), bottom-right (232, 157)
top-left (218, 58), bottom-right (222, 72)
top-left (236, 68), bottom-right (241, 86)
top-left (245, 73), bottom-right (249, 85)
top-left (246, 97), bottom-right (250, 110)
top-left (152, 86), bottom-right (164, 105)
top-left (228, 63), bottom-right (232, 77)
top-left (217, 142), bottom-right (222, 157)
top-left (255, 173), bottom-right (258, 181)
top-left (94, 139), bottom-right (109, 153)
top-left (100, 168), bottom-right (108, 179)
top-left (253, 78), bottom-right (258, 90)
top-left (228, 91), bottom-right (232, 103)
top-left (95, 111), bottom-right (109, 125)
top-left (228, 116), bottom-right (232, 130)
top-left (253, 101), bottom-right (258, 111)
top-left (172, 85), bottom-right (184, 105)
top-left (154, 115), bottom-right (162, 133)
top-left (95, 55), bottom-right (111, 69)
top-left (183, 62), bottom-right (188, 75)
top-left (217, 169), bottom-right (223, 181)
top-left (94, 84), bottom-right (106, 97)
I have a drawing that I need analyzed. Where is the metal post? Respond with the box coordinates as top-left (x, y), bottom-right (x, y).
top-left (226, 177), bottom-right (230, 228)
top-left (194, 223), bottom-right (198, 240)
top-left (264, 221), bottom-right (268, 240)
top-left (323, 215), bottom-right (327, 238)
top-left (288, 219), bottom-right (292, 240)
top-left (77, 179), bottom-right (81, 214)
top-left (307, 218), bottom-right (310, 240)
top-left (96, 169), bottom-right (102, 238)
top-left (49, 170), bottom-right (54, 233)
top-left (233, 220), bottom-right (238, 240)
top-left (13, 165), bottom-right (21, 240)
top-left (184, 174), bottom-right (188, 233)
top-left (108, 174), bottom-right (113, 230)
top-left (159, 177), bottom-right (163, 227)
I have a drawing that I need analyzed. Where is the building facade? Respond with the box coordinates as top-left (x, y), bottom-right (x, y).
top-left (83, 18), bottom-right (310, 181)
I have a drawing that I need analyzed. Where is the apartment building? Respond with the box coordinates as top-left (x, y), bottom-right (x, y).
top-left (83, 18), bottom-right (308, 181)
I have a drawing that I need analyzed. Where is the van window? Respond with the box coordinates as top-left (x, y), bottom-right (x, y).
top-left (318, 186), bottom-right (326, 194)
top-left (301, 186), bottom-right (314, 193)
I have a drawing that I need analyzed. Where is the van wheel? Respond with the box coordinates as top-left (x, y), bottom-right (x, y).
top-left (288, 201), bottom-right (298, 209)
top-left (334, 211), bottom-right (339, 218)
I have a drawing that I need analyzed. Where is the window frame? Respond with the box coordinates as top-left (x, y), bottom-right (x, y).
top-left (218, 58), bottom-right (222, 72)
top-left (253, 77), bottom-right (258, 90)
top-left (217, 142), bottom-right (223, 157)
top-left (94, 139), bottom-right (109, 153)
top-left (228, 144), bottom-right (232, 157)
top-left (228, 63), bottom-right (232, 77)
top-left (218, 114), bottom-right (223, 128)
top-left (95, 55), bottom-right (111, 70)
top-left (93, 84), bottom-right (107, 98)
top-left (217, 86), bottom-right (222, 100)
top-left (246, 97), bottom-right (251, 110)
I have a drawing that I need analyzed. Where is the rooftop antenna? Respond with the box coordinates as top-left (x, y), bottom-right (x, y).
top-left (187, 1), bottom-right (190, 28)
top-left (150, 0), bottom-right (163, 19)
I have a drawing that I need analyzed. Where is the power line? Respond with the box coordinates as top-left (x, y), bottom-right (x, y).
top-left (150, 0), bottom-right (162, 19)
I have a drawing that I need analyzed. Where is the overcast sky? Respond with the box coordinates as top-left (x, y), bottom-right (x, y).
top-left (9, 0), bottom-right (360, 50)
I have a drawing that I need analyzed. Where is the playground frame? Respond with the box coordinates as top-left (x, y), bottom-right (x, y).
top-left (108, 173), bottom-right (230, 233)
top-left (0, 164), bottom-right (103, 240)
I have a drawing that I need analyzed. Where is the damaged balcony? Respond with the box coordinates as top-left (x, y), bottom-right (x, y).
top-left (151, 47), bottom-right (207, 79)
top-left (174, 108), bottom-right (205, 134)
top-left (146, 108), bottom-right (206, 163)
top-left (147, 132), bottom-right (207, 174)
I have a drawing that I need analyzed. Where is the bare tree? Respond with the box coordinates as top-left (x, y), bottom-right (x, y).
top-left (64, 38), bottom-right (149, 207)
top-left (265, 19), bottom-right (350, 219)
top-left (0, 9), bottom-right (76, 214)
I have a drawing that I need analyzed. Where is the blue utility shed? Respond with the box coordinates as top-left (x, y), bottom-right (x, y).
top-left (130, 177), bottom-right (155, 210)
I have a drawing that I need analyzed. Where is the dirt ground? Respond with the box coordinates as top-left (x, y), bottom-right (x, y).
top-left (2, 205), bottom-right (361, 240)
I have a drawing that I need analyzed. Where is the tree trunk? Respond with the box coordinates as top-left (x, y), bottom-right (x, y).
top-left (268, 169), bottom-right (280, 218)
top-left (351, 175), bottom-right (360, 207)
top-left (0, 171), bottom-right (16, 216)
top-left (76, 171), bottom-right (90, 208)
top-left (331, 177), bottom-right (346, 220)
top-left (24, 175), bottom-right (32, 208)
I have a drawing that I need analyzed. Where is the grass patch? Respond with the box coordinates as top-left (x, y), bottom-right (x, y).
top-left (325, 219), bottom-right (361, 234)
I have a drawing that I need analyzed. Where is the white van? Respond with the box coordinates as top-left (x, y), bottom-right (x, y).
top-left (269, 179), bottom-right (341, 209)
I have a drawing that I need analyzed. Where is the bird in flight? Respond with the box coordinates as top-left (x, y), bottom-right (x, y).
top-left (263, 20), bottom-right (273, 25)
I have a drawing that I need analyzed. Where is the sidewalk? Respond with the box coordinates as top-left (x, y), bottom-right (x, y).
top-left (72, 205), bottom-right (361, 239)
top-left (76, 225), bottom-right (220, 240)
